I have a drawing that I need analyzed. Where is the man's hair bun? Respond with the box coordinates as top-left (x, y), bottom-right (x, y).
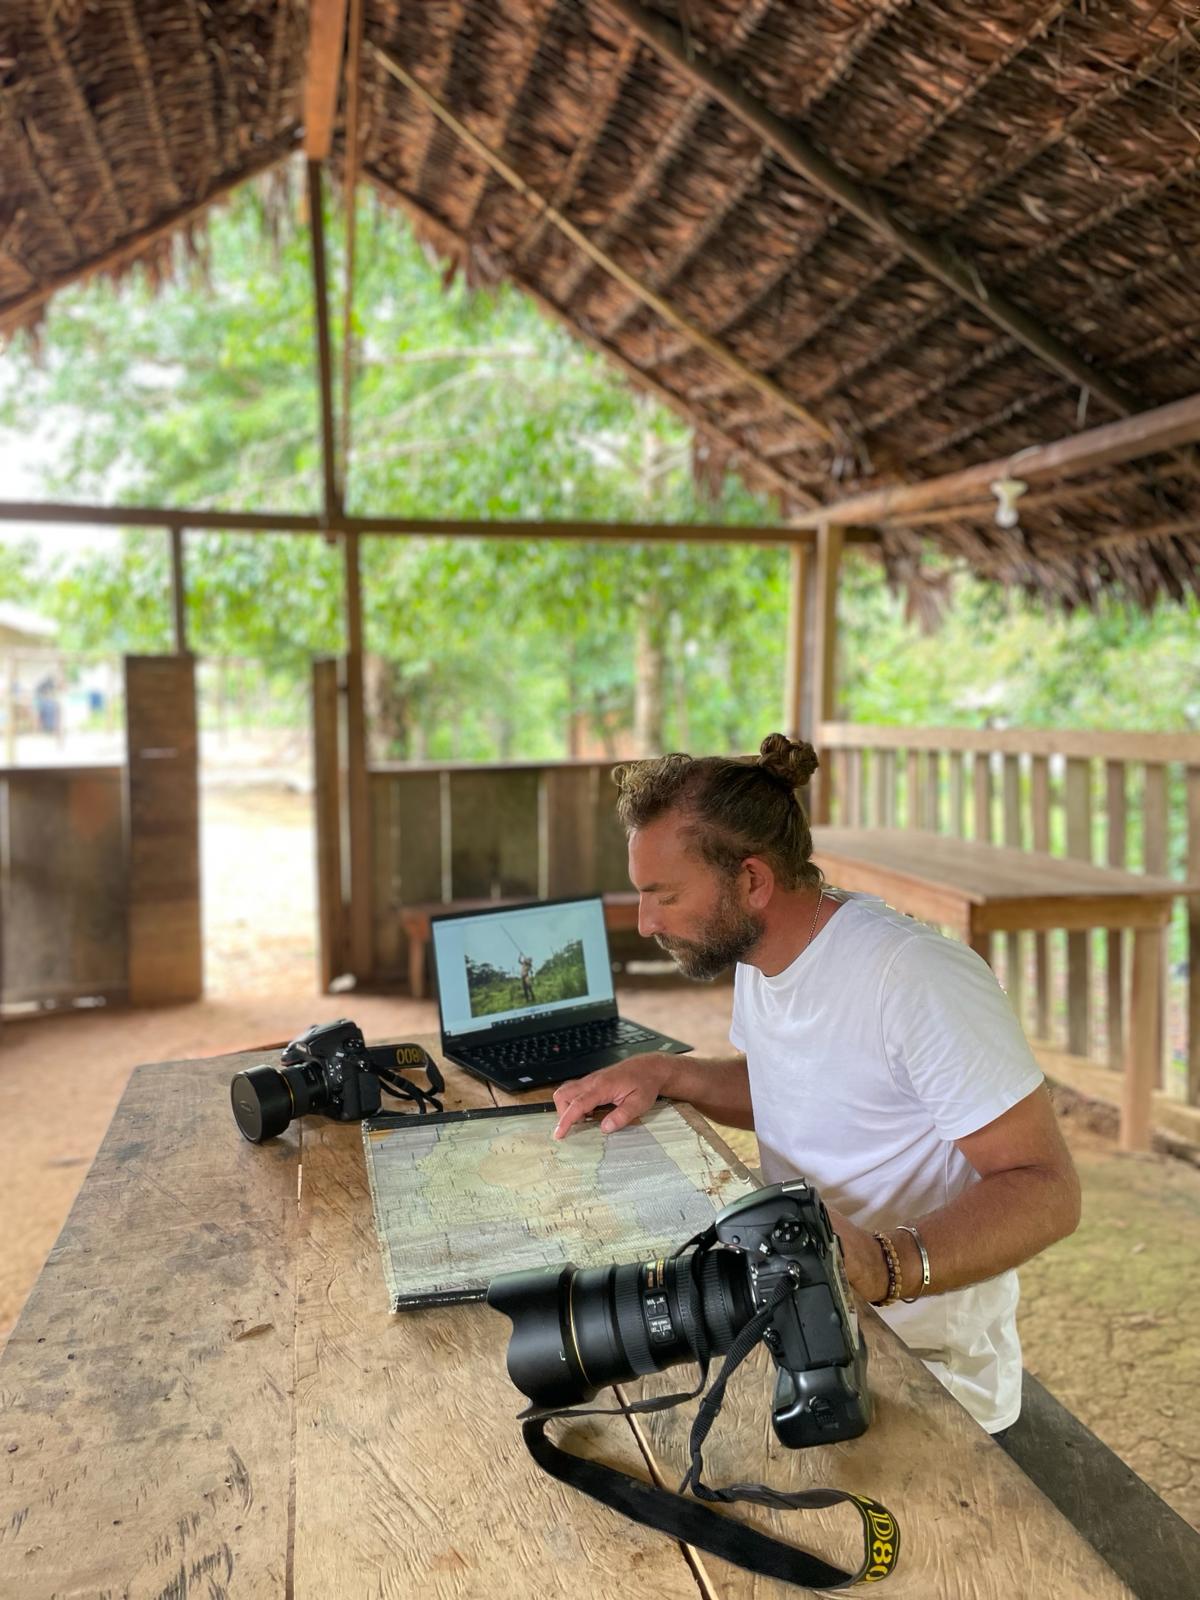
top-left (757, 733), bottom-right (820, 790)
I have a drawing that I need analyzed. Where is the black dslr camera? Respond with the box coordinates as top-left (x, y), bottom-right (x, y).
top-left (230, 1018), bottom-right (444, 1143)
top-left (488, 1179), bottom-right (870, 1449)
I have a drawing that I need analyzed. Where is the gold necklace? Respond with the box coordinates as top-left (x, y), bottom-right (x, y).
top-left (804, 887), bottom-right (826, 953)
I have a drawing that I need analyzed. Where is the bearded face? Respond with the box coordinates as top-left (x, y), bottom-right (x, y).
top-left (653, 877), bottom-right (765, 981)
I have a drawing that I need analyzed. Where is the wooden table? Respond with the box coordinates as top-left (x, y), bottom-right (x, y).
top-left (811, 827), bottom-right (1194, 1153)
top-left (0, 1038), bottom-right (1133, 1599)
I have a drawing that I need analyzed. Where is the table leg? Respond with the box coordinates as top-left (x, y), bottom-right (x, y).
top-left (1122, 926), bottom-right (1163, 1154)
top-left (408, 933), bottom-right (427, 999)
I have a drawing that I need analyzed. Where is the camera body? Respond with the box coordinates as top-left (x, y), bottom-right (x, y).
top-left (488, 1178), bottom-right (871, 1451)
top-left (232, 1018), bottom-right (384, 1142)
top-left (279, 1018), bottom-right (384, 1121)
top-left (710, 1180), bottom-right (870, 1448)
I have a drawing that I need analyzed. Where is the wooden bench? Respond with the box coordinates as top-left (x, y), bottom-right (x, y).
top-left (401, 891), bottom-right (640, 998)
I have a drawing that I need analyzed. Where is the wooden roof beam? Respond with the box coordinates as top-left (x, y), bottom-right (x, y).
top-left (304, 0), bottom-right (349, 160)
top-left (788, 390), bottom-right (1200, 530)
top-left (339, 0), bottom-right (366, 486)
top-left (0, 498), bottom-right (878, 548)
top-left (605, 0), bottom-right (1138, 421)
top-left (371, 43), bottom-right (837, 446)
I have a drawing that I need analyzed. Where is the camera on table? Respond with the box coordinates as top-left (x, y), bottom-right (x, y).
top-left (487, 1179), bottom-right (870, 1449)
top-left (230, 1018), bottom-right (443, 1143)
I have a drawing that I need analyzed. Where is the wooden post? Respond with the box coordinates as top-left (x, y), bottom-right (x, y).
top-left (343, 531), bottom-right (372, 980)
top-left (1122, 926), bottom-right (1164, 1153)
top-left (168, 524), bottom-right (187, 654)
top-left (1142, 762), bottom-right (1169, 1086)
top-left (312, 658), bottom-right (343, 990)
top-left (1065, 758), bottom-right (1092, 1056)
top-left (810, 523), bottom-right (842, 825)
top-left (4, 657), bottom-right (16, 765)
top-left (783, 542), bottom-right (809, 741)
top-left (307, 160), bottom-right (341, 524)
top-left (1105, 760), bottom-right (1127, 1070)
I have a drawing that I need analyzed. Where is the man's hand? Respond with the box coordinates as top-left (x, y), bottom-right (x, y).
top-left (552, 1053), bottom-right (679, 1139)
top-left (824, 1205), bottom-right (889, 1305)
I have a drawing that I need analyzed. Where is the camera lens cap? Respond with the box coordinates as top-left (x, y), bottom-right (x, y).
top-left (231, 1065), bottom-right (293, 1143)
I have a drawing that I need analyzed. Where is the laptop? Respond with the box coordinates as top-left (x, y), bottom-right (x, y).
top-left (430, 895), bottom-right (692, 1089)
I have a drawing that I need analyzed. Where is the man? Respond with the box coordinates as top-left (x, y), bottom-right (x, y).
top-left (518, 952), bottom-right (536, 1004)
top-left (552, 734), bottom-right (1080, 1434)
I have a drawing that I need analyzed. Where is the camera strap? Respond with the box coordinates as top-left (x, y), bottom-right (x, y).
top-left (364, 1044), bottom-right (445, 1115)
top-left (517, 1279), bottom-right (900, 1588)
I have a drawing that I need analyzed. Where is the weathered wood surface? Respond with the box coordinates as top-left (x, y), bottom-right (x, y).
top-left (0, 1040), bottom-right (1136, 1598)
top-left (812, 827), bottom-right (1191, 924)
top-left (292, 1059), bottom-right (702, 1599)
top-left (0, 1055), bottom-right (299, 1598)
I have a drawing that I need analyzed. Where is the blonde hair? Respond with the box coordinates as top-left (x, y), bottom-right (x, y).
top-left (612, 734), bottom-right (822, 890)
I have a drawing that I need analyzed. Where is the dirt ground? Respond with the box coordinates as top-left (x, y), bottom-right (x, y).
top-left (2, 784), bottom-right (1197, 1536)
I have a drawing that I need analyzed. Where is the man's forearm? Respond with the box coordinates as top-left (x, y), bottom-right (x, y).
top-left (891, 1164), bottom-right (1080, 1299)
top-left (663, 1054), bottom-right (754, 1129)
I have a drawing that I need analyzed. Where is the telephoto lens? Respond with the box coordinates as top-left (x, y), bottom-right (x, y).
top-left (486, 1248), bottom-right (754, 1409)
top-left (230, 1061), bottom-right (328, 1143)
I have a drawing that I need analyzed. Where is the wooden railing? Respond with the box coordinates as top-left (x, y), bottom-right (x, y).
top-left (0, 765), bottom-right (128, 1007)
top-left (819, 725), bottom-right (1200, 1104)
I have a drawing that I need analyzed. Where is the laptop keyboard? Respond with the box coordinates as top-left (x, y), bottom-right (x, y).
top-left (457, 1017), bottom-right (658, 1076)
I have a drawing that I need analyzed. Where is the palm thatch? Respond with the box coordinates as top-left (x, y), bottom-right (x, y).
top-left (3, 0), bottom-right (1200, 606)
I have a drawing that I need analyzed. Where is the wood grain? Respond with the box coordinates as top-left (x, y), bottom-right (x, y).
top-left (0, 1038), bottom-right (1140, 1597)
top-left (0, 1054), bottom-right (299, 1598)
top-left (629, 1323), bottom-right (1134, 1599)
top-left (811, 828), bottom-right (1190, 909)
top-left (291, 1053), bottom-right (703, 1598)
top-left (818, 724), bottom-right (1200, 766)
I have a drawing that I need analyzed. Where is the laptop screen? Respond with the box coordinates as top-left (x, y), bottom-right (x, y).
top-left (431, 897), bottom-right (616, 1039)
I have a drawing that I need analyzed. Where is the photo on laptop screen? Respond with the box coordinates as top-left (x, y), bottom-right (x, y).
top-left (464, 918), bottom-right (586, 1018)
top-left (434, 899), bottom-right (616, 1038)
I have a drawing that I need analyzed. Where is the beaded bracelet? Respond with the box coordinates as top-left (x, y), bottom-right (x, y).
top-left (871, 1230), bottom-right (902, 1307)
top-left (896, 1223), bottom-right (931, 1303)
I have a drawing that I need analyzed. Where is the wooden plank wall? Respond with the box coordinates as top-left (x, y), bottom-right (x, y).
top-left (820, 724), bottom-right (1200, 1103)
top-left (125, 655), bottom-right (202, 1005)
top-left (0, 766), bottom-right (127, 1005)
top-left (367, 760), bottom-right (643, 988)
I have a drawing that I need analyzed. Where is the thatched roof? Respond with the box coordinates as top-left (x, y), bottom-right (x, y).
top-left (3, 1), bottom-right (1200, 605)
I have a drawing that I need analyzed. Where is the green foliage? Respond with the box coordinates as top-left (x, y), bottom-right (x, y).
top-left (0, 538), bottom-right (37, 603)
top-left (0, 170), bottom-right (1196, 755)
top-left (839, 554), bottom-right (1200, 732)
top-left (465, 939), bottom-right (587, 1016)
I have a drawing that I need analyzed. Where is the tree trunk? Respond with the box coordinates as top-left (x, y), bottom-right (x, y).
top-left (634, 594), bottom-right (666, 756)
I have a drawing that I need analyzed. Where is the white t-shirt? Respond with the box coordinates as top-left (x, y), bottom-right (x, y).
top-left (729, 890), bottom-right (1044, 1432)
